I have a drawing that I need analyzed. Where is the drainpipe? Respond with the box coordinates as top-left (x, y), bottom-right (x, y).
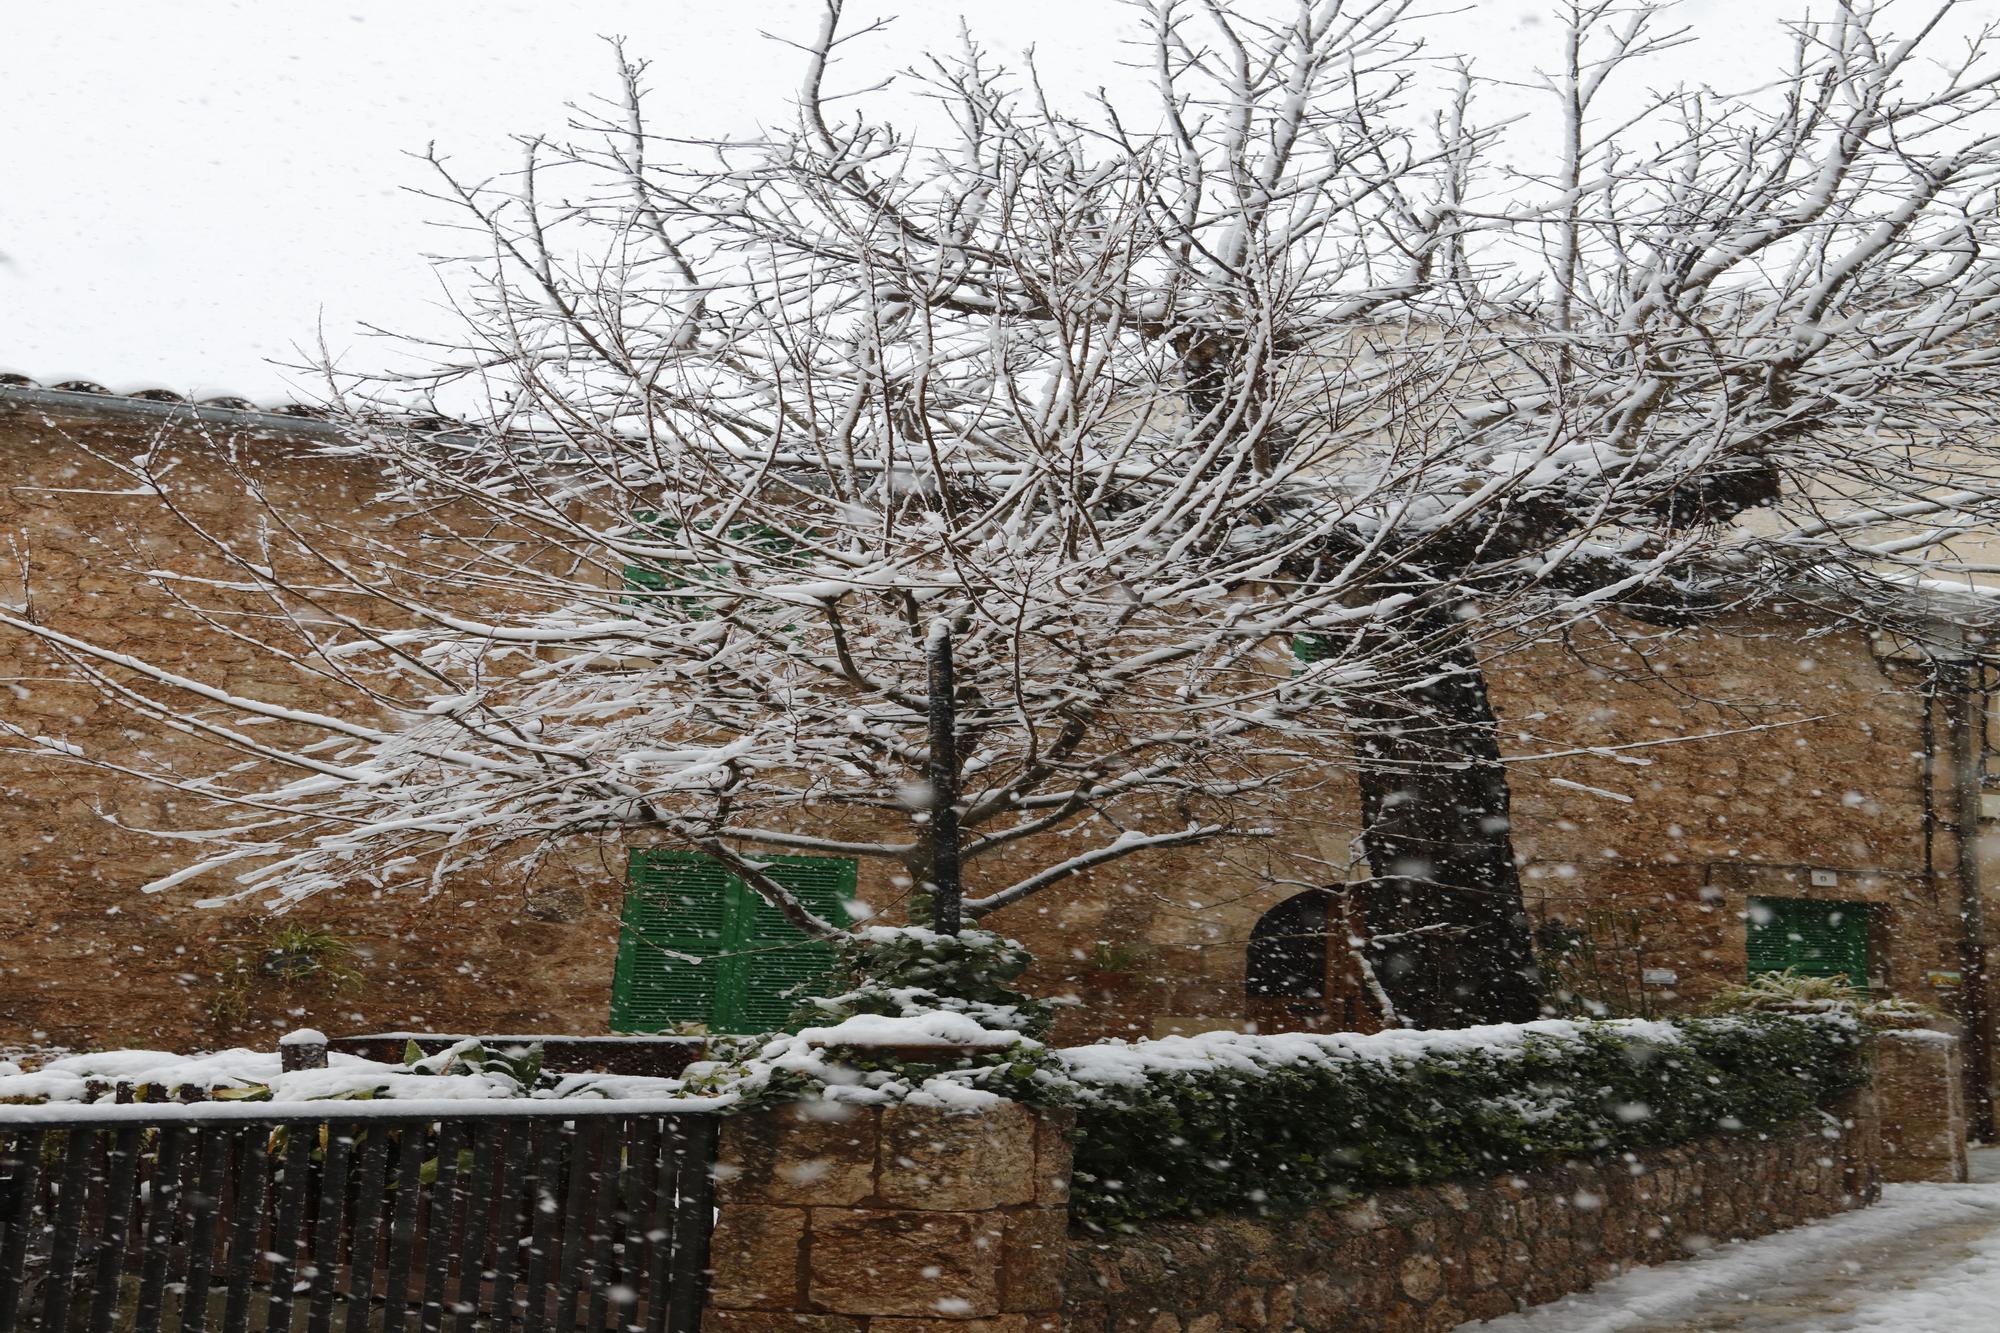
top-left (1944, 661), bottom-right (1996, 1139)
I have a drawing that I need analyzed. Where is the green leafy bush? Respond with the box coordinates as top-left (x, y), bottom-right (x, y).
top-left (788, 926), bottom-right (1058, 1039)
top-left (1063, 1014), bottom-right (1866, 1228)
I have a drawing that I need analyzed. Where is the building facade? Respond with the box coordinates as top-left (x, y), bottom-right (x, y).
top-left (0, 379), bottom-right (1994, 1128)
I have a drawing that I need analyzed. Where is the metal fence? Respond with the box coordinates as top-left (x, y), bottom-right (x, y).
top-left (0, 1099), bottom-right (719, 1333)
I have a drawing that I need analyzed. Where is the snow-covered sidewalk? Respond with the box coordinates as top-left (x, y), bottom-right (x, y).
top-left (1459, 1149), bottom-right (2000, 1332)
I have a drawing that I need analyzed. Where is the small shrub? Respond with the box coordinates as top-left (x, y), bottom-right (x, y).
top-left (210, 923), bottom-right (361, 1029)
top-left (789, 926), bottom-right (1057, 1039)
top-left (1707, 968), bottom-right (1940, 1026)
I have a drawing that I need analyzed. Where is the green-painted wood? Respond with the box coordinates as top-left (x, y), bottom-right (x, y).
top-left (1746, 896), bottom-right (1871, 987)
top-left (610, 851), bottom-right (855, 1034)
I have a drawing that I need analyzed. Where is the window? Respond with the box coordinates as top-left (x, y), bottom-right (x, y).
top-left (1745, 896), bottom-right (1871, 988)
top-left (620, 513), bottom-right (803, 616)
top-left (1290, 634), bottom-right (1335, 666)
top-left (610, 849), bottom-right (856, 1034)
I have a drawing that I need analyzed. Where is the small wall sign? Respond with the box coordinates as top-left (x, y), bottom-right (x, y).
top-left (1925, 970), bottom-right (1963, 988)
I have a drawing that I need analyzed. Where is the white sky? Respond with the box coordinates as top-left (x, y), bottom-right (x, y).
top-left (2, 0), bottom-right (1994, 402)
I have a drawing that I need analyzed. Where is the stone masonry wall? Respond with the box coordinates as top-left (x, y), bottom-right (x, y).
top-left (1876, 1027), bottom-right (1970, 1183)
top-left (1063, 1094), bottom-right (1880, 1333)
top-left (705, 1100), bottom-right (1075, 1333)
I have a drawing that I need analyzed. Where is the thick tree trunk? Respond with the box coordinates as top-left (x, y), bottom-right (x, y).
top-left (1353, 622), bottom-right (1542, 1027)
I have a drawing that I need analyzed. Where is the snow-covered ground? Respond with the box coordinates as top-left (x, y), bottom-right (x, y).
top-left (1461, 1148), bottom-right (2000, 1332)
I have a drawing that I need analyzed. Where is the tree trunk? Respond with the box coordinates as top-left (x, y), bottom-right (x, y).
top-left (1353, 621), bottom-right (1542, 1027)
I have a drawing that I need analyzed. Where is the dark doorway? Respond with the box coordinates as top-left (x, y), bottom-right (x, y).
top-left (1245, 890), bottom-right (1381, 1032)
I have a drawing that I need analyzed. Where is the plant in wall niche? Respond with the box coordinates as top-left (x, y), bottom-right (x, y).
top-left (1080, 943), bottom-right (1151, 998)
top-left (260, 924), bottom-right (361, 987)
top-left (667, 927), bottom-right (1072, 1107)
top-left (208, 923), bottom-right (362, 1031)
top-left (1707, 967), bottom-right (1940, 1026)
top-left (791, 926), bottom-right (1058, 1040)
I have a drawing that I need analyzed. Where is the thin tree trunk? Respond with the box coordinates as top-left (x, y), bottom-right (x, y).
top-left (1353, 623), bottom-right (1542, 1027)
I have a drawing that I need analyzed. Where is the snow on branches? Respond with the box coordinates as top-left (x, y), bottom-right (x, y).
top-left (7, 1), bottom-right (2000, 976)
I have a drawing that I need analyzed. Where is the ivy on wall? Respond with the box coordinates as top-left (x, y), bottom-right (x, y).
top-left (1065, 1014), bottom-right (1867, 1228)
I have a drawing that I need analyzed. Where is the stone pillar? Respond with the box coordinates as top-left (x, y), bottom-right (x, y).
top-left (1828, 1069), bottom-right (1882, 1206)
top-left (704, 1097), bottom-right (1074, 1333)
top-left (1875, 1027), bottom-right (1969, 1183)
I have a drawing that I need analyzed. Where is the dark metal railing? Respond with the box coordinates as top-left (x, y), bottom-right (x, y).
top-left (0, 1099), bottom-right (719, 1333)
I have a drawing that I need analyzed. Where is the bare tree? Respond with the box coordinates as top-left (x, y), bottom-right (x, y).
top-left (9, 0), bottom-right (2000, 1027)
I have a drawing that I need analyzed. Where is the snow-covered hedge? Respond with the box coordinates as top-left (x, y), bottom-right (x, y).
top-left (1060, 1014), bottom-right (1867, 1228)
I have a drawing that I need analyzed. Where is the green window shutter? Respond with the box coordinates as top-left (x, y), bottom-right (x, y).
top-left (1291, 634), bottom-right (1334, 665)
top-left (611, 850), bottom-right (733, 1033)
top-left (1746, 897), bottom-right (1870, 988)
top-left (611, 850), bottom-right (855, 1035)
top-left (620, 515), bottom-right (806, 611)
top-left (726, 856), bottom-right (858, 1035)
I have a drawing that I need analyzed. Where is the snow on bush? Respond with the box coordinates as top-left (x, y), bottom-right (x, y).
top-left (1060, 1012), bottom-right (1870, 1228)
top-left (787, 926), bottom-right (1057, 1039)
top-left (0, 1037), bottom-right (693, 1106)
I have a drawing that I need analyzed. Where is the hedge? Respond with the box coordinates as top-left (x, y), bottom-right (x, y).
top-left (1059, 1014), bottom-right (1867, 1228)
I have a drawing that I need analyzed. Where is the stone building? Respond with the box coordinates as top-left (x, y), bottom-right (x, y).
top-left (0, 376), bottom-right (1994, 1129)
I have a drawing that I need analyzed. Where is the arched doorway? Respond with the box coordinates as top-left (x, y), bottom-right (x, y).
top-left (1245, 889), bottom-right (1381, 1033)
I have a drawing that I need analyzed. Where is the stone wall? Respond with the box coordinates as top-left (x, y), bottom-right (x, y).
top-left (704, 1100), bottom-right (1075, 1333)
top-left (1063, 1094), bottom-right (1880, 1333)
top-left (1876, 1026), bottom-right (1970, 1183)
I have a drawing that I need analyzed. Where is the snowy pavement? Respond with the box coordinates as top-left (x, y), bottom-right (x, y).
top-left (1459, 1148), bottom-right (2000, 1332)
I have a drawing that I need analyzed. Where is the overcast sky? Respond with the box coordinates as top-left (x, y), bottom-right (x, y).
top-left (3, 0), bottom-right (1994, 402)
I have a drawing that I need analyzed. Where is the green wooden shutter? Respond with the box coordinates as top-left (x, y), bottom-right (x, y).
top-left (611, 850), bottom-right (733, 1032)
top-left (1746, 897), bottom-right (1870, 988)
top-left (611, 850), bottom-right (855, 1035)
top-left (1292, 634), bottom-right (1334, 665)
top-left (621, 515), bottom-right (805, 613)
top-left (729, 856), bottom-right (858, 1034)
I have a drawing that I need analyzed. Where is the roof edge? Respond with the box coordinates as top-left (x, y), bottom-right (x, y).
top-left (0, 381), bottom-right (349, 440)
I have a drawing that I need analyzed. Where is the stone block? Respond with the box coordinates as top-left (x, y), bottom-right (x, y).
top-left (1460, 1288), bottom-right (1517, 1324)
top-left (1398, 1255), bottom-right (1443, 1304)
top-left (716, 1103), bottom-right (881, 1206)
top-left (1065, 1303), bottom-right (1110, 1333)
top-left (1376, 1305), bottom-right (1428, 1333)
top-left (1034, 1109), bottom-right (1077, 1206)
top-left (704, 1314), bottom-right (863, 1333)
top-left (809, 1208), bottom-right (1002, 1317)
top-left (1001, 1209), bottom-right (1069, 1313)
top-left (707, 1206), bottom-right (807, 1311)
top-left (880, 1102), bottom-right (1039, 1210)
top-left (1223, 1286), bottom-right (1266, 1329)
top-left (1428, 1301), bottom-right (1469, 1332)
top-left (1877, 1029), bottom-right (1968, 1183)
top-left (1466, 1234), bottom-right (1502, 1291)
top-left (1293, 1273), bottom-right (1349, 1327)
top-left (870, 1320), bottom-right (1030, 1333)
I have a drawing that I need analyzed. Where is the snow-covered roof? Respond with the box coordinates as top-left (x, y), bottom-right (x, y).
top-left (0, 371), bottom-right (469, 441)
